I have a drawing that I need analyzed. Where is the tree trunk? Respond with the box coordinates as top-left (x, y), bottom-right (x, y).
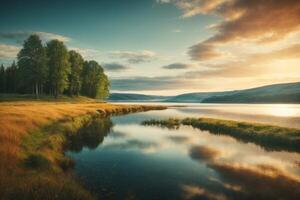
top-left (35, 82), bottom-right (39, 98)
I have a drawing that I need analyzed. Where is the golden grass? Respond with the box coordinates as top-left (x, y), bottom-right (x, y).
top-left (0, 101), bottom-right (166, 199)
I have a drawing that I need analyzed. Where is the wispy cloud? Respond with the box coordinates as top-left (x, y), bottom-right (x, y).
top-left (69, 47), bottom-right (101, 60)
top-left (0, 31), bottom-right (71, 43)
top-left (188, 42), bottom-right (224, 61)
top-left (184, 43), bottom-right (300, 80)
top-left (109, 50), bottom-right (156, 64)
top-left (102, 62), bottom-right (130, 71)
top-left (111, 42), bottom-right (300, 92)
top-left (162, 62), bottom-right (195, 69)
top-left (0, 44), bottom-right (20, 59)
top-left (157, 0), bottom-right (228, 17)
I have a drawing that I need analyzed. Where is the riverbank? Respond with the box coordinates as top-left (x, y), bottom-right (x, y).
top-left (142, 117), bottom-right (300, 152)
top-left (0, 101), bottom-right (166, 200)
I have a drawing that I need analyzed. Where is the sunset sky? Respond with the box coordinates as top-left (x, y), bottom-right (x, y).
top-left (1, 0), bottom-right (300, 95)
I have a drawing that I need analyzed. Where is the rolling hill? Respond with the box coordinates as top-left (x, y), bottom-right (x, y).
top-left (202, 82), bottom-right (300, 103)
top-left (109, 82), bottom-right (300, 103)
top-left (108, 93), bottom-right (170, 102)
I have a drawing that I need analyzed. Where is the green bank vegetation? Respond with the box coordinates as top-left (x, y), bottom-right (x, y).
top-left (12, 114), bottom-right (99, 200)
top-left (0, 34), bottom-right (109, 99)
top-left (142, 118), bottom-right (300, 152)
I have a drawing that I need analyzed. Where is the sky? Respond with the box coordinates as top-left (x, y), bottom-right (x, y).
top-left (1, 0), bottom-right (300, 95)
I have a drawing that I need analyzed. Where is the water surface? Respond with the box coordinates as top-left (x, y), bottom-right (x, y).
top-left (67, 104), bottom-right (300, 200)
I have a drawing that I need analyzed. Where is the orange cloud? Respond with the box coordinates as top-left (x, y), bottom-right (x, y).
top-left (181, 0), bottom-right (300, 61)
top-left (188, 42), bottom-right (223, 60)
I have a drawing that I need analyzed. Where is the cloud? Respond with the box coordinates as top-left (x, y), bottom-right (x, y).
top-left (189, 43), bottom-right (300, 78)
top-left (167, 135), bottom-right (189, 144)
top-left (252, 43), bottom-right (300, 61)
top-left (189, 145), bottom-right (221, 162)
top-left (110, 76), bottom-right (187, 91)
top-left (162, 62), bottom-right (195, 69)
top-left (0, 44), bottom-right (20, 59)
top-left (187, 145), bottom-right (300, 199)
top-left (35, 32), bottom-right (70, 42)
top-left (109, 50), bottom-right (156, 64)
top-left (104, 139), bottom-right (159, 152)
top-left (157, 0), bottom-right (228, 17)
top-left (69, 47), bottom-right (101, 60)
top-left (188, 42), bottom-right (223, 60)
top-left (111, 43), bottom-right (300, 93)
top-left (0, 31), bottom-right (71, 43)
top-left (102, 62), bottom-right (130, 71)
top-left (181, 184), bottom-right (227, 200)
top-left (160, 1), bottom-right (300, 61)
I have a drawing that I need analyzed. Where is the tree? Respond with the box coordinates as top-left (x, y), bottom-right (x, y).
top-left (6, 61), bottom-right (18, 93)
top-left (1, 36), bottom-right (110, 99)
top-left (97, 73), bottom-right (110, 99)
top-left (0, 64), bottom-right (5, 93)
top-left (68, 50), bottom-right (84, 96)
top-left (17, 34), bottom-right (47, 96)
top-left (81, 61), bottom-right (109, 99)
top-left (46, 40), bottom-right (70, 97)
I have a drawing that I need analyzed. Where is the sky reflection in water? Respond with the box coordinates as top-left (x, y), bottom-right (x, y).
top-left (67, 105), bottom-right (300, 200)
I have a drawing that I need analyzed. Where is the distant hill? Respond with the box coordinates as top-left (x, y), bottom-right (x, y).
top-left (165, 91), bottom-right (238, 102)
top-left (202, 82), bottom-right (300, 103)
top-left (108, 93), bottom-right (170, 102)
top-left (109, 82), bottom-right (300, 103)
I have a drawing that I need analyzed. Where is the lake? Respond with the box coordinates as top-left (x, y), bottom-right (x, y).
top-left (67, 103), bottom-right (300, 200)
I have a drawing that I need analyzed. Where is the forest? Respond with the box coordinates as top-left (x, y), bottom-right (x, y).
top-left (0, 35), bottom-right (109, 99)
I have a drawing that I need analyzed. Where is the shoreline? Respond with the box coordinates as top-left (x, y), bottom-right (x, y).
top-left (0, 101), bottom-right (166, 199)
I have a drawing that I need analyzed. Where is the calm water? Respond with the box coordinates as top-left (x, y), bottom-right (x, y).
top-left (67, 104), bottom-right (300, 200)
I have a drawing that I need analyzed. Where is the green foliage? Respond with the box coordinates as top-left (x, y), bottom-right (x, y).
top-left (46, 40), bottom-right (71, 97)
top-left (0, 34), bottom-right (110, 99)
top-left (17, 34), bottom-right (47, 96)
top-left (141, 118), bottom-right (180, 129)
top-left (81, 61), bottom-right (109, 99)
top-left (0, 64), bottom-right (6, 93)
top-left (3, 61), bottom-right (18, 93)
top-left (68, 50), bottom-right (84, 96)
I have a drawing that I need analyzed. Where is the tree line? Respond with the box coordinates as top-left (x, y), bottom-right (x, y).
top-left (0, 35), bottom-right (109, 99)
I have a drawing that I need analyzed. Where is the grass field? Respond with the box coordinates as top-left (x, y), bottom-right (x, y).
top-left (142, 117), bottom-right (300, 152)
top-left (0, 100), bottom-right (166, 200)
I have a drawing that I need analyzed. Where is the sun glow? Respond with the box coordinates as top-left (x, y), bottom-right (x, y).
top-left (267, 105), bottom-right (300, 117)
